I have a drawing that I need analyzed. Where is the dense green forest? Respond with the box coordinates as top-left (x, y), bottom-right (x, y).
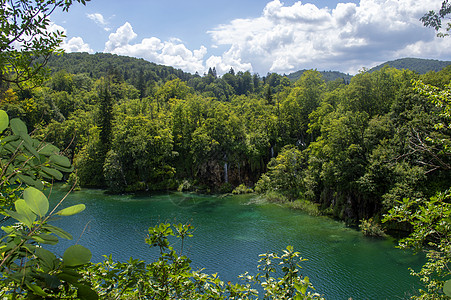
top-left (369, 57), bottom-right (451, 74)
top-left (2, 52), bottom-right (450, 224)
top-left (285, 69), bottom-right (352, 83)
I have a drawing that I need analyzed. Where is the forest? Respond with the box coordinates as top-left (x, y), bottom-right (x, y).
top-left (0, 0), bottom-right (450, 299)
top-left (2, 52), bottom-right (450, 224)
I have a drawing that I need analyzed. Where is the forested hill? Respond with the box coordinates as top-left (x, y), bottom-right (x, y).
top-left (46, 52), bottom-right (289, 101)
top-left (369, 57), bottom-right (451, 74)
top-left (286, 70), bottom-right (353, 83)
top-left (47, 52), bottom-right (196, 85)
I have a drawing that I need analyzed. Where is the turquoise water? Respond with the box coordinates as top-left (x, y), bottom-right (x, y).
top-left (47, 188), bottom-right (424, 299)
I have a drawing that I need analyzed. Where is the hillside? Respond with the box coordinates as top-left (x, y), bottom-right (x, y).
top-left (286, 70), bottom-right (353, 83)
top-left (369, 57), bottom-right (451, 74)
top-left (47, 53), bottom-right (451, 91)
top-left (47, 52), bottom-right (195, 84)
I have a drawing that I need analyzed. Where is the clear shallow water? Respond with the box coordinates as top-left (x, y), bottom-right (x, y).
top-left (46, 188), bottom-right (424, 299)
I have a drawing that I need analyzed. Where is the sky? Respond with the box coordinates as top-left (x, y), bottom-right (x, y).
top-left (49, 0), bottom-right (451, 76)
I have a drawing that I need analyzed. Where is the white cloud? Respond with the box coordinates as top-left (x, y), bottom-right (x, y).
top-left (62, 37), bottom-right (93, 53)
top-left (87, 13), bottom-right (111, 31)
top-left (104, 22), bottom-right (137, 52)
top-left (105, 22), bottom-right (208, 74)
top-left (41, 22), bottom-right (94, 54)
top-left (206, 45), bottom-right (253, 74)
top-left (93, 0), bottom-right (450, 75)
top-left (208, 0), bottom-right (449, 75)
top-left (12, 21), bottom-right (93, 54)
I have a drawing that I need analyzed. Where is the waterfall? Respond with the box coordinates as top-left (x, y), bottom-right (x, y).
top-left (224, 162), bottom-right (228, 183)
top-left (271, 146), bottom-right (274, 158)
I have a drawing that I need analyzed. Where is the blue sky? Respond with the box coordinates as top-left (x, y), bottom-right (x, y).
top-left (50, 0), bottom-right (451, 75)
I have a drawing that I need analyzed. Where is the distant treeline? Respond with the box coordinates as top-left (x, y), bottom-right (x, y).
top-left (369, 57), bottom-right (451, 74)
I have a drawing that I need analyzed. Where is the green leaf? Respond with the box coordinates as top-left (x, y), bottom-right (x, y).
top-left (10, 118), bottom-right (32, 144)
top-left (294, 294), bottom-right (303, 300)
top-left (14, 199), bottom-right (36, 227)
top-left (444, 279), bottom-right (451, 297)
top-left (26, 282), bottom-right (48, 297)
top-left (4, 209), bottom-right (30, 228)
top-left (42, 274), bottom-right (62, 289)
top-left (32, 234), bottom-right (59, 245)
top-left (53, 164), bottom-right (75, 173)
top-left (41, 166), bottom-right (63, 180)
top-left (63, 245), bottom-right (92, 267)
top-left (75, 283), bottom-right (99, 300)
top-left (42, 224), bottom-right (73, 240)
top-left (38, 143), bottom-right (60, 156)
top-left (35, 248), bottom-right (58, 272)
top-left (17, 174), bottom-right (37, 186)
top-left (56, 204), bottom-right (86, 216)
top-left (34, 178), bottom-right (44, 190)
top-left (16, 174), bottom-right (44, 190)
top-left (0, 134), bottom-right (19, 144)
top-left (0, 110), bottom-right (9, 133)
top-left (1, 226), bottom-right (14, 234)
top-left (23, 187), bottom-right (49, 218)
top-left (50, 154), bottom-right (71, 168)
top-left (58, 273), bottom-right (81, 284)
top-left (23, 141), bottom-right (40, 162)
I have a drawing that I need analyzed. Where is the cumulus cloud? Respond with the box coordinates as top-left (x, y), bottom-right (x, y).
top-left (95, 0), bottom-right (450, 75)
top-left (87, 13), bottom-right (111, 31)
top-left (62, 37), bottom-right (93, 53)
top-left (206, 45), bottom-right (253, 74)
top-left (208, 0), bottom-right (449, 74)
top-left (104, 22), bottom-right (137, 52)
top-left (28, 22), bottom-right (93, 54)
top-left (104, 22), bottom-right (209, 74)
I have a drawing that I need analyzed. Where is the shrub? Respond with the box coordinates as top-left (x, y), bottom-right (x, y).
top-left (359, 218), bottom-right (386, 237)
top-left (232, 184), bottom-right (254, 194)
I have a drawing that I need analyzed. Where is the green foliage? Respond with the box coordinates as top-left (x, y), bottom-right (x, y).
top-left (105, 113), bottom-right (175, 192)
top-left (370, 58), bottom-right (451, 74)
top-left (0, 113), bottom-right (74, 199)
top-left (382, 76), bottom-right (451, 299)
top-left (420, 0), bottom-right (451, 37)
top-left (219, 182), bottom-right (233, 194)
top-left (0, 186), bottom-right (94, 298)
top-left (232, 184), bottom-right (254, 194)
top-left (286, 69), bottom-right (352, 83)
top-left (0, 109), bottom-right (94, 298)
top-left (383, 192), bottom-right (451, 299)
top-left (288, 199), bottom-right (322, 217)
top-left (15, 51), bottom-right (451, 228)
top-left (256, 145), bottom-right (305, 200)
top-left (358, 218), bottom-right (386, 237)
top-left (85, 223), bottom-right (324, 300)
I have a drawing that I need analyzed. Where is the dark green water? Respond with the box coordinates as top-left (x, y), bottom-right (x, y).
top-left (48, 188), bottom-right (424, 299)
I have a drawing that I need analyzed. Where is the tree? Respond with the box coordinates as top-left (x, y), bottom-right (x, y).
top-left (421, 0), bottom-right (451, 37)
top-left (255, 145), bottom-right (306, 200)
top-left (98, 86), bottom-right (113, 157)
top-left (0, 0), bottom-right (89, 88)
top-left (383, 80), bottom-right (451, 299)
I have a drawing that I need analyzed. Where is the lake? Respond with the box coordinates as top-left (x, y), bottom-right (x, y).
top-left (47, 187), bottom-right (424, 299)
